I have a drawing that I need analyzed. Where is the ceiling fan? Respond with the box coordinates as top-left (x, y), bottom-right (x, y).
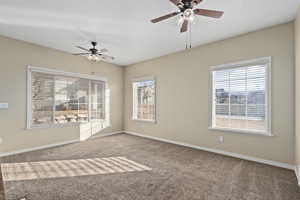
top-left (73, 41), bottom-right (114, 62)
top-left (151, 0), bottom-right (224, 33)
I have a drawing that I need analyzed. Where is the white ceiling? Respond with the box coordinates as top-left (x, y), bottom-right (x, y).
top-left (0, 0), bottom-right (299, 66)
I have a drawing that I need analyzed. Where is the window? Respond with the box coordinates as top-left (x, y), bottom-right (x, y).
top-left (90, 81), bottom-right (106, 120)
top-left (132, 77), bottom-right (156, 122)
top-left (210, 57), bottom-right (271, 135)
top-left (27, 66), bottom-right (106, 128)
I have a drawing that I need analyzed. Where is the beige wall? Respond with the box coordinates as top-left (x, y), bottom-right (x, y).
top-left (295, 7), bottom-right (300, 166)
top-left (0, 35), bottom-right (124, 154)
top-left (124, 23), bottom-right (295, 164)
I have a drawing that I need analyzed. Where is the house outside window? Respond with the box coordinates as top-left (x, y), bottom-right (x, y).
top-left (27, 66), bottom-right (107, 129)
top-left (210, 57), bottom-right (271, 136)
top-left (132, 77), bottom-right (156, 122)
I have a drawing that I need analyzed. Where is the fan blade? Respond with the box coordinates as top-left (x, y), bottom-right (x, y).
top-left (75, 46), bottom-right (90, 52)
top-left (193, 9), bottom-right (224, 18)
top-left (98, 54), bottom-right (114, 60)
top-left (151, 12), bottom-right (179, 23)
top-left (99, 48), bottom-right (108, 53)
top-left (73, 53), bottom-right (89, 55)
top-left (169, 0), bottom-right (181, 6)
top-left (180, 20), bottom-right (188, 33)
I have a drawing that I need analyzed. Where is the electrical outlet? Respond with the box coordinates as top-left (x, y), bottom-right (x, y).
top-left (219, 136), bottom-right (224, 143)
top-left (0, 103), bottom-right (8, 109)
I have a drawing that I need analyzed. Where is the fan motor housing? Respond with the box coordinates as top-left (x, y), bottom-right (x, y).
top-left (90, 48), bottom-right (98, 54)
top-left (180, 0), bottom-right (194, 12)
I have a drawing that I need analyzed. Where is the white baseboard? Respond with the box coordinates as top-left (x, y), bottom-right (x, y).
top-left (90, 131), bottom-right (123, 139)
top-left (124, 131), bottom-right (294, 170)
top-left (0, 131), bottom-right (123, 158)
top-left (295, 166), bottom-right (300, 186)
top-left (0, 139), bottom-right (79, 158)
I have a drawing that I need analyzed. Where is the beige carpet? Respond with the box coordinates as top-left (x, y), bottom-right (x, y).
top-left (0, 133), bottom-right (299, 200)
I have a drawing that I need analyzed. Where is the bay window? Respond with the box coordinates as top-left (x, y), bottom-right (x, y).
top-left (27, 66), bottom-right (106, 128)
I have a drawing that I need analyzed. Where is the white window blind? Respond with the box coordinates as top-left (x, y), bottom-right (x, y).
top-left (32, 72), bottom-right (54, 125)
top-left (30, 70), bottom-right (106, 128)
top-left (132, 78), bottom-right (156, 122)
top-left (211, 58), bottom-right (271, 135)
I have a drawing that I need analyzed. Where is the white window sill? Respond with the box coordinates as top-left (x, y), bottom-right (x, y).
top-left (208, 127), bottom-right (273, 136)
top-left (27, 120), bottom-right (107, 130)
top-left (27, 122), bottom-right (82, 130)
top-left (132, 119), bottom-right (156, 124)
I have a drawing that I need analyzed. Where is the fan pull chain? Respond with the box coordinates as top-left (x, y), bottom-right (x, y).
top-left (185, 26), bottom-right (188, 49)
top-left (185, 23), bottom-right (190, 49)
top-left (189, 22), bottom-right (192, 49)
top-left (185, 22), bottom-right (192, 49)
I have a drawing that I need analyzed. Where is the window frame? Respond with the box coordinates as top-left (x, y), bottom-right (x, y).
top-left (131, 76), bottom-right (156, 123)
top-left (209, 57), bottom-right (272, 136)
top-left (27, 66), bottom-right (107, 129)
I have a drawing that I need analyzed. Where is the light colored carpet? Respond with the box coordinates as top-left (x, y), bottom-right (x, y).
top-left (0, 133), bottom-right (299, 200)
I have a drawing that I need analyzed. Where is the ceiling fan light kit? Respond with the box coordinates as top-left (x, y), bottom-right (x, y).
top-left (87, 54), bottom-right (100, 62)
top-left (182, 9), bottom-right (194, 21)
